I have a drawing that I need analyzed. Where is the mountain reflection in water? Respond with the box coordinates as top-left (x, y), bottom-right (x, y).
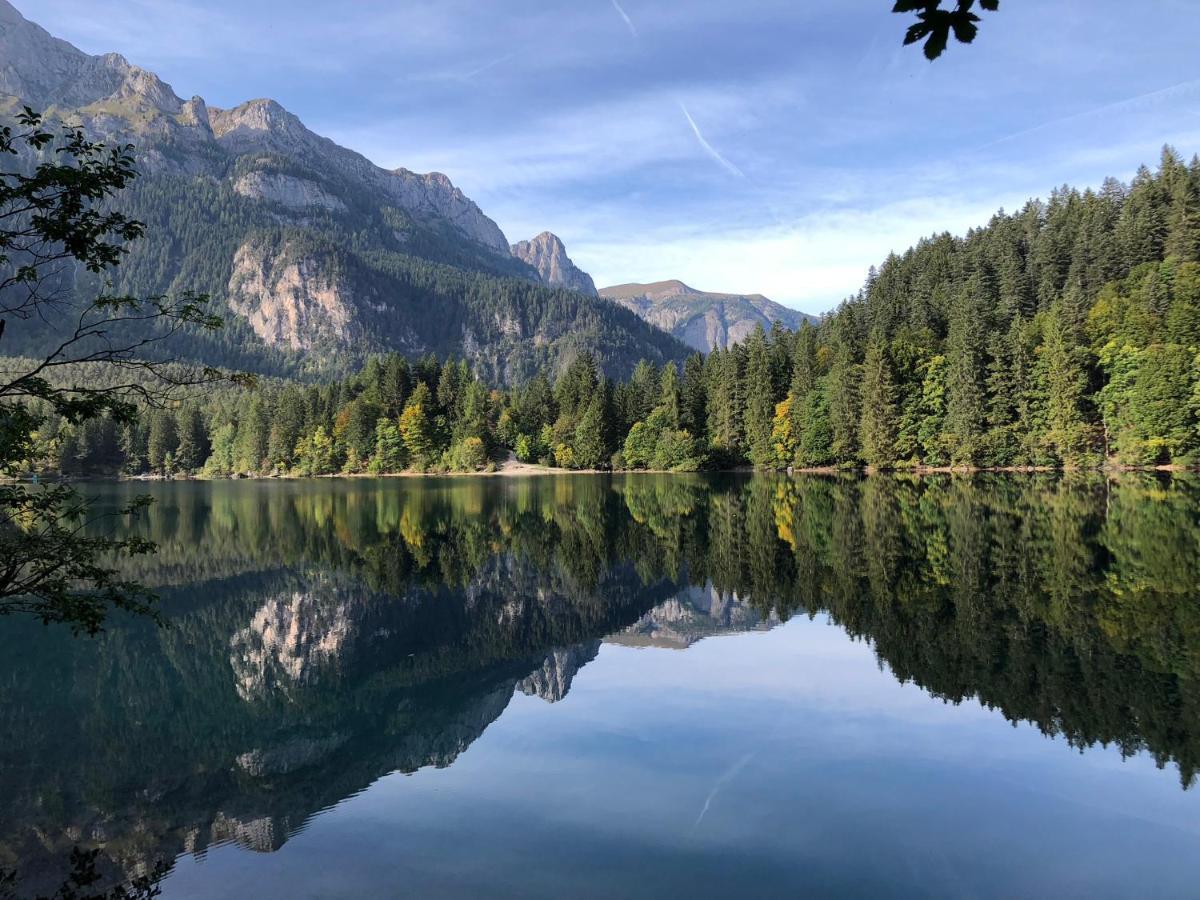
top-left (1, 473), bottom-right (1197, 897)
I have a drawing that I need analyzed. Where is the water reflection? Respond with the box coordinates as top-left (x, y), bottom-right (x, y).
top-left (1, 473), bottom-right (1198, 895)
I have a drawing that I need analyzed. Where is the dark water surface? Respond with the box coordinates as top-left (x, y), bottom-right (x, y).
top-left (2, 474), bottom-right (1199, 898)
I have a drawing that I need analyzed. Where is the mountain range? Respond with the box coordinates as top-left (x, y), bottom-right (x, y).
top-left (0, 0), bottom-right (813, 381)
top-left (0, 0), bottom-right (683, 381)
top-left (599, 280), bottom-right (817, 352)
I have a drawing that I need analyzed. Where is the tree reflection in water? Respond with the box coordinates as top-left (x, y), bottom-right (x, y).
top-left (0, 473), bottom-right (1197, 895)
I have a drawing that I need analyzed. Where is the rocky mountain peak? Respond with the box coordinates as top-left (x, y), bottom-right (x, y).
top-left (0, 2), bottom-right (512, 256)
top-left (209, 98), bottom-right (304, 142)
top-left (510, 231), bottom-right (597, 296)
top-left (179, 95), bottom-right (212, 134)
top-left (0, 2), bottom-right (183, 113)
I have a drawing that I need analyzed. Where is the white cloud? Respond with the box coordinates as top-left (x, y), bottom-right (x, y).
top-left (573, 193), bottom-right (1016, 313)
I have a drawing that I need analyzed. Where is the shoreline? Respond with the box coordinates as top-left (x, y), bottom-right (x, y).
top-left (11, 462), bottom-right (1199, 484)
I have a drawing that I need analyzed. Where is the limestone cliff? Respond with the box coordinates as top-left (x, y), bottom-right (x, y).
top-left (511, 232), bottom-right (598, 296)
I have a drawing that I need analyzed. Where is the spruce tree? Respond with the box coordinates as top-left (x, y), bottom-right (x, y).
top-left (943, 290), bottom-right (988, 464)
top-left (573, 397), bottom-right (608, 469)
top-left (826, 316), bottom-right (860, 464)
top-left (659, 363), bottom-right (682, 430)
top-left (1037, 307), bottom-right (1092, 464)
top-left (744, 326), bottom-right (776, 468)
top-left (681, 353), bottom-right (707, 436)
top-left (706, 349), bottom-right (744, 463)
top-left (1165, 165), bottom-right (1200, 263)
top-left (146, 409), bottom-right (178, 474)
top-left (174, 406), bottom-right (209, 472)
top-left (859, 335), bottom-right (900, 468)
top-left (788, 321), bottom-right (820, 455)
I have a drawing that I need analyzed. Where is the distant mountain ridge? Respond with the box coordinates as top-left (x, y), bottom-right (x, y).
top-left (0, 0), bottom-right (690, 382)
top-left (600, 280), bottom-right (817, 351)
top-left (511, 232), bottom-right (598, 296)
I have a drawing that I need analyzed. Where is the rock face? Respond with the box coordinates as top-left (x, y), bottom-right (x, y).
top-left (228, 578), bottom-right (359, 701)
top-left (607, 584), bottom-right (779, 649)
top-left (232, 171), bottom-right (347, 212)
top-left (511, 232), bottom-right (597, 296)
top-left (599, 280), bottom-right (817, 352)
top-left (227, 238), bottom-right (363, 351)
top-left (517, 641), bottom-right (601, 702)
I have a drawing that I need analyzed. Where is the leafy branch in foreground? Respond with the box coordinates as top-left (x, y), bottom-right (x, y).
top-left (893, 0), bottom-right (999, 60)
top-left (1, 107), bottom-right (238, 633)
top-left (0, 486), bottom-right (158, 634)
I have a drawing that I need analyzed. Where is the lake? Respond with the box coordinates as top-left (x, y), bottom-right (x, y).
top-left (1, 474), bottom-right (1198, 898)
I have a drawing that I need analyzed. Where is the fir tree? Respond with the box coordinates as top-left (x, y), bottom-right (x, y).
top-left (943, 290), bottom-right (987, 464)
top-left (744, 326), bottom-right (776, 468)
top-left (859, 336), bottom-right (900, 468)
top-left (146, 409), bottom-right (178, 474)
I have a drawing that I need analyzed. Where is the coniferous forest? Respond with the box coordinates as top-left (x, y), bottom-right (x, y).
top-left (9, 146), bottom-right (1200, 477)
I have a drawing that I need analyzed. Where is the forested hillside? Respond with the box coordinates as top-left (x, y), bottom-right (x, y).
top-left (14, 147), bottom-right (1200, 477)
top-left (0, 150), bottom-right (692, 385)
top-left (712, 146), bottom-right (1200, 470)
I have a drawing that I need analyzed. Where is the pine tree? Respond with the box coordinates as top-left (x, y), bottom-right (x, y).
top-left (119, 421), bottom-right (148, 475)
top-left (146, 409), bottom-right (178, 474)
top-left (706, 349), bottom-right (744, 463)
top-left (859, 336), bottom-right (900, 468)
top-left (658, 362), bottom-right (682, 430)
top-left (268, 387), bottom-right (306, 470)
top-left (787, 321), bottom-right (820, 453)
top-left (1165, 164), bottom-right (1200, 262)
top-left (233, 396), bottom-right (269, 473)
top-left (628, 360), bottom-right (661, 424)
top-left (371, 418), bottom-right (407, 471)
top-left (573, 396), bottom-right (608, 469)
top-left (1037, 307), bottom-right (1093, 464)
top-left (744, 326), bottom-right (776, 468)
top-left (681, 353), bottom-right (707, 436)
top-left (174, 406), bottom-right (209, 472)
top-left (943, 290), bottom-right (987, 464)
top-left (826, 316), bottom-right (860, 464)
top-left (399, 382), bottom-right (435, 469)
top-left (379, 355), bottom-right (413, 418)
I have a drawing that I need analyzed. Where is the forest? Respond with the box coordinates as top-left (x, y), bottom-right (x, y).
top-left (9, 145), bottom-right (1200, 477)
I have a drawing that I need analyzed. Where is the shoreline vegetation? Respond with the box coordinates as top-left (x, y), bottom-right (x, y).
top-left (9, 147), bottom-right (1200, 485)
top-left (10, 460), bottom-right (1199, 484)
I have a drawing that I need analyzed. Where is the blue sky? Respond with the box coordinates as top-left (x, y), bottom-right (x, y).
top-left (25, 0), bottom-right (1200, 313)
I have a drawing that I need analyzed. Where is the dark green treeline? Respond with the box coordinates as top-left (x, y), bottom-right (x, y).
top-left (16, 146), bottom-right (1200, 476)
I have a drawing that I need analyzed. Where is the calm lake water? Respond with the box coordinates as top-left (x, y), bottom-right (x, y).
top-left (2, 474), bottom-right (1199, 898)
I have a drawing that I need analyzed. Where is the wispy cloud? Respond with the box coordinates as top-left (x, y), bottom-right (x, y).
top-left (609, 0), bottom-right (638, 38)
top-left (679, 103), bottom-right (744, 178)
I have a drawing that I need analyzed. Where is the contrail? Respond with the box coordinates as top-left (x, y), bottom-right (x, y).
top-left (690, 752), bottom-right (756, 833)
top-left (610, 0), bottom-right (638, 38)
top-left (461, 51), bottom-right (516, 80)
top-left (679, 103), bottom-right (744, 178)
top-left (980, 77), bottom-right (1200, 150)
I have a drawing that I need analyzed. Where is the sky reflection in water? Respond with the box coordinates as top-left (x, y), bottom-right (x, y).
top-left (1, 474), bottom-right (1198, 898)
